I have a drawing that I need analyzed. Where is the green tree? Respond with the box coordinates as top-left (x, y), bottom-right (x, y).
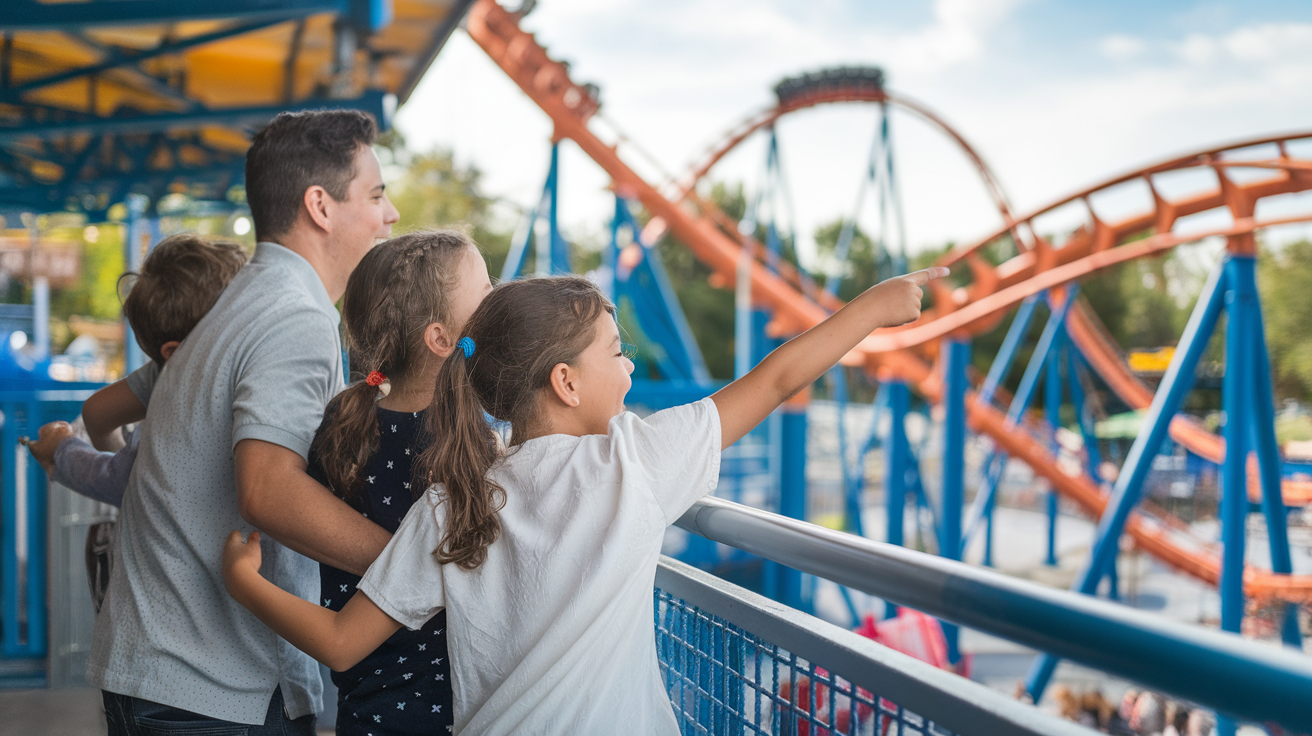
top-left (1259, 239), bottom-right (1312, 402)
top-left (387, 148), bottom-right (513, 275)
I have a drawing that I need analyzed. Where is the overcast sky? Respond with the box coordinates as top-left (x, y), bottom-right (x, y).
top-left (394, 0), bottom-right (1312, 265)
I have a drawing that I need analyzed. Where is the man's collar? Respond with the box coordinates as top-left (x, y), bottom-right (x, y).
top-left (254, 241), bottom-right (339, 323)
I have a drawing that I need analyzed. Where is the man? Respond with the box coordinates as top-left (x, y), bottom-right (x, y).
top-left (90, 109), bottom-right (399, 735)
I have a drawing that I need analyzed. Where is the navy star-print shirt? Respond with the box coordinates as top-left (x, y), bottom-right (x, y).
top-left (308, 406), bottom-right (452, 735)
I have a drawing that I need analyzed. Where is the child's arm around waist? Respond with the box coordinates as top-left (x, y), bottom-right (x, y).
top-left (223, 530), bottom-right (403, 672)
top-left (711, 268), bottom-right (949, 450)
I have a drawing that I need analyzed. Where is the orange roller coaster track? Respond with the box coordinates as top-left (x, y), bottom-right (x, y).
top-left (465, 0), bottom-right (1312, 604)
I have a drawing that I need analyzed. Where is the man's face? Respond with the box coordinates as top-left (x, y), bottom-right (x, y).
top-left (327, 144), bottom-right (399, 272)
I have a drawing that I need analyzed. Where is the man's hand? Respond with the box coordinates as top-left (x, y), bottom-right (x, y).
top-left (27, 421), bottom-right (75, 473)
top-left (234, 439), bottom-right (392, 575)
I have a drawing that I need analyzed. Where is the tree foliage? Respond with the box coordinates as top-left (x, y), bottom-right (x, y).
top-left (1259, 239), bottom-right (1312, 402)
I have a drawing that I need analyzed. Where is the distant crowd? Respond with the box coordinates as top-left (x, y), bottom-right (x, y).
top-left (1053, 685), bottom-right (1216, 736)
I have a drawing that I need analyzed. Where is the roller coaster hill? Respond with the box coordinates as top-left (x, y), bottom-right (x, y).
top-left (470, 0), bottom-right (1312, 731)
top-left (2, 1), bottom-right (1312, 734)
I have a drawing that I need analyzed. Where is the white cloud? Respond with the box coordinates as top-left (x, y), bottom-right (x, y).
top-left (397, 4), bottom-right (1312, 258)
top-left (1100, 34), bottom-right (1145, 61)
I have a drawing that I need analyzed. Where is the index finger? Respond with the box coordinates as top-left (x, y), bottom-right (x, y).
top-left (902, 267), bottom-right (950, 286)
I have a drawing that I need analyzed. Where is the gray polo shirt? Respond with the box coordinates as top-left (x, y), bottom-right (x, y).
top-left (88, 243), bottom-right (343, 723)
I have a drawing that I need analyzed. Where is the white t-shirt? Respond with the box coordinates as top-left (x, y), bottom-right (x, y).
top-left (357, 398), bottom-right (722, 735)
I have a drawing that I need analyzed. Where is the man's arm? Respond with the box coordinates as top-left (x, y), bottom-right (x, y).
top-left (82, 380), bottom-right (146, 452)
top-left (234, 439), bottom-right (392, 575)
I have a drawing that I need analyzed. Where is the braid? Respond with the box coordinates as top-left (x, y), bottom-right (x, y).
top-left (310, 231), bottom-right (478, 501)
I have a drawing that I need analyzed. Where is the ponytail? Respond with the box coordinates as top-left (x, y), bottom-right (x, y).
top-left (311, 381), bottom-right (382, 502)
top-left (419, 346), bottom-right (504, 570)
top-left (415, 275), bottom-right (614, 571)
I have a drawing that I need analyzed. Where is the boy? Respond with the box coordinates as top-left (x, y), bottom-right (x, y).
top-left (26, 234), bottom-right (247, 608)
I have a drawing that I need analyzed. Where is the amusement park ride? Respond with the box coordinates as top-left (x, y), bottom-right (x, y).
top-left (462, 0), bottom-right (1312, 706)
top-left (2, 0), bottom-right (1312, 730)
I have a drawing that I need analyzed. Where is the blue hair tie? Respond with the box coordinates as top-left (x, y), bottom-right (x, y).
top-left (457, 336), bottom-right (476, 359)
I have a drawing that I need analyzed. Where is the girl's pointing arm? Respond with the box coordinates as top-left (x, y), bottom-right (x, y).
top-left (711, 267), bottom-right (950, 450)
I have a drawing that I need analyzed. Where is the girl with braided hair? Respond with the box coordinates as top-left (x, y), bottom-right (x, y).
top-left (305, 229), bottom-right (492, 735)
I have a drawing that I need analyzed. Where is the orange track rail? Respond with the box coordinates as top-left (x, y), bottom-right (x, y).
top-left (465, 0), bottom-right (1312, 604)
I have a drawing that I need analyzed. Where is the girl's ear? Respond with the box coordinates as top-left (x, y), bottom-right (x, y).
top-left (424, 322), bottom-right (455, 358)
top-left (547, 362), bottom-right (582, 407)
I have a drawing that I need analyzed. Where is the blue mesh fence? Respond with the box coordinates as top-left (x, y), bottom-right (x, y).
top-left (654, 588), bottom-right (957, 736)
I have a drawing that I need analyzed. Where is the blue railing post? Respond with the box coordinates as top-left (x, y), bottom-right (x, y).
top-left (1026, 259), bottom-right (1229, 701)
top-left (942, 339), bottom-right (969, 663)
top-left (885, 380), bottom-right (909, 619)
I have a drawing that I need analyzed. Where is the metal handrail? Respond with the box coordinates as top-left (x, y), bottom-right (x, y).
top-left (675, 496), bottom-right (1312, 732)
top-left (656, 557), bottom-right (1094, 736)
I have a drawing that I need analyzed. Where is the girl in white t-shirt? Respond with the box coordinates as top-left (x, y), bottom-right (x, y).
top-left (223, 268), bottom-right (947, 735)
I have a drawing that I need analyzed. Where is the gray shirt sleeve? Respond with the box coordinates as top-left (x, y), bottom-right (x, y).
top-left (231, 308), bottom-right (342, 461)
top-left (124, 361), bottom-right (161, 406)
top-left (51, 429), bottom-right (139, 507)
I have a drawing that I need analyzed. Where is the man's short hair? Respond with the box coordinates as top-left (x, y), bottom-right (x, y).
top-left (121, 235), bottom-right (248, 365)
top-left (244, 109), bottom-right (378, 241)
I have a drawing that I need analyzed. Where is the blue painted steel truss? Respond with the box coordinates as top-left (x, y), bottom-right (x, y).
top-left (1023, 255), bottom-right (1303, 723)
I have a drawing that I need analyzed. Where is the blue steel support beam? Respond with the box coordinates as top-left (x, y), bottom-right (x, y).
top-left (778, 403), bottom-right (809, 613)
top-left (980, 294), bottom-right (1040, 407)
top-left (1216, 257), bottom-right (1257, 736)
top-left (1247, 292), bottom-right (1303, 648)
top-left (941, 339), bottom-right (969, 663)
top-left (1008, 287), bottom-right (1077, 427)
top-left (0, 1), bottom-right (394, 32)
top-left (1067, 350), bottom-right (1103, 484)
top-left (1025, 258), bottom-right (1230, 701)
top-left (1044, 335), bottom-right (1063, 567)
top-left (0, 90), bottom-right (394, 143)
top-left (612, 197), bottom-right (710, 383)
top-left (1220, 258), bottom-right (1256, 638)
top-left (544, 142), bottom-right (569, 274)
top-left (885, 380), bottom-right (909, 619)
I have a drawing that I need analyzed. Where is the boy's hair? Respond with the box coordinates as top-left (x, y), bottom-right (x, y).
top-left (120, 234), bottom-right (247, 365)
top-left (310, 230), bottom-right (479, 502)
top-left (419, 276), bottom-right (615, 570)
top-left (244, 109), bottom-right (378, 241)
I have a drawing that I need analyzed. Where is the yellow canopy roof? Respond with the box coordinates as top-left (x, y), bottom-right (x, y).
top-left (0, 0), bottom-right (473, 214)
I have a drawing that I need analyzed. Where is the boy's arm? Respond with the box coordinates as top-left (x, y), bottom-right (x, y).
top-left (82, 380), bottom-right (146, 452)
top-left (711, 268), bottom-right (949, 450)
top-left (234, 439), bottom-right (393, 576)
top-left (29, 421), bottom-right (137, 507)
top-left (223, 530), bottom-right (402, 672)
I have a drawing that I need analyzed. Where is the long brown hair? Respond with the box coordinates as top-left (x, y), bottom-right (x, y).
top-left (420, 276), bottom-right (615, 569)
top-left (311, 230), bottom-right (477, 502)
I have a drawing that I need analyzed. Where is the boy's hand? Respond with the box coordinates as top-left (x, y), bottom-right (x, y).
top-left (222, 530), bottom-right (263, 602)
top-left (870, 267), bottom-right (951, 327)
top-left (27, 421), bottom-right (75, 473)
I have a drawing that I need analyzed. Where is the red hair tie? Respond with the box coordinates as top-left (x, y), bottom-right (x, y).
top-left (365, 370), bottom-right (387, 387)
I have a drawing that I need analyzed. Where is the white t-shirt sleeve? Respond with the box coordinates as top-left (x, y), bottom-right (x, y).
top-left (611, 397), bottom-right (722, 524)
top-left (356, 489), bottom-right (447, 631)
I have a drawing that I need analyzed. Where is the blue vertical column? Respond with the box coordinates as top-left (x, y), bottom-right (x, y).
top-left (778, 400), bottom-right (809, 613)
top-left (124, 196), bottom-right (148, 374)
top-left (885, 380), bottom-right (909, 619)
top-left (941, 340), bottom-right (969, 663)
top-left (1216, 257), bottom-right (1257, 736)
top-left (1249, 300), bottom-right (1303, 649)
top-left (1044, 338), bottom-right (1063, 567)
